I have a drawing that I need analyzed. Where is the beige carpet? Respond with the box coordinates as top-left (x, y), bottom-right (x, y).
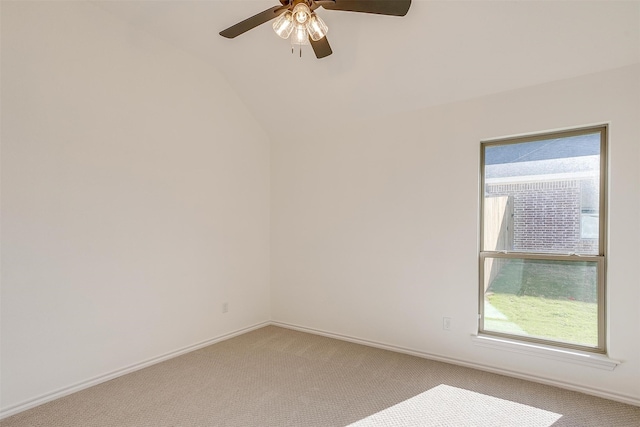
top-left (2, 326), bottom-right (639, 427)
top-left (348, 385), bottom-right (562, 427)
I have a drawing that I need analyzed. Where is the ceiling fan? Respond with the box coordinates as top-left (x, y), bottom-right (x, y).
top-left (220, 0), bottom-right (412, 59)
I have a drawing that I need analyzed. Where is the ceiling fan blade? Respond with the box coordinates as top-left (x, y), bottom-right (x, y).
top-left (318, 0), bottom-right (411, 16)
top-left (220, 6), bottom-right (286, 39)
top-left (310, 36), bottom-right (333, 59)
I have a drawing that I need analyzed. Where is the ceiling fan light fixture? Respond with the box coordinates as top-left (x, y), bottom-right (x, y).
top-left (220, 0), bottom-right (412, 59)
top-left (306, 13), bottom-right (328, 41)
top-left (291, 23), bottom-right (310, 45)
top-left (273, 11), bottom-right (295, 38)
top-left (273, 11), bottom-right (295, 39)
top-left (292, 3), bottom-right (311, 24)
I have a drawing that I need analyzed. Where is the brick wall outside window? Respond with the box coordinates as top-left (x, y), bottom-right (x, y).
top-left (486, 178), bottom-right (598, 254)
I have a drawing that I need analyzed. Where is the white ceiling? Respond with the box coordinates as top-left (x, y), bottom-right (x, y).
top-left (93, 0), bottom-right (640, 138)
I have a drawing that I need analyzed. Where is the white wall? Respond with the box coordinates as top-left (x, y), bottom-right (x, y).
top-left (1, 2), bottom-right (270, 412)
top-left (2, 0), bottom-right (639, 416)
top-left (271, 64), bottom-right (640, 404)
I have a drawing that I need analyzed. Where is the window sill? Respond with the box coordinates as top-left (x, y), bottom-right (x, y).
top-left (471, 335), bottom-right (620, 371)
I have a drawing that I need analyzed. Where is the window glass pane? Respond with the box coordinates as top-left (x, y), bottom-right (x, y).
top-left (581, 214), bottom-right (599, 239)
top-left (580, 179), bottom-right (599, 239)
top-left (484, 133), bottom-right (600, 255)
top-left (482, 257), bottom-right (598, 348)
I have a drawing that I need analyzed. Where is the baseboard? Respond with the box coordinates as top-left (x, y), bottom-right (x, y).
top-left (270, 321), bottom-right (640, 407)
top-left (3, 319), bottom-right (637, 420)
top-left (0, 321), bottom-right (270, 420)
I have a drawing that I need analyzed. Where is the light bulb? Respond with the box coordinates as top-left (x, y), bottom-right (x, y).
top-left (291, 23), bottom-right (309, 45)
top-left (306, 13), bottom-right (328, 41)
top-left (273, 11), bottom-right (294, 39)
top-left (292, 3), bottom-right (310, 24)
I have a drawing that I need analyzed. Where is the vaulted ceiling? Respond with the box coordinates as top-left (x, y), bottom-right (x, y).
top-left (93, 1), bottom-right (640, 138)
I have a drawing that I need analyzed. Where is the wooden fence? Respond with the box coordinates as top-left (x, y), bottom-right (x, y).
top-left (483, 195), bottom-right (513, 292)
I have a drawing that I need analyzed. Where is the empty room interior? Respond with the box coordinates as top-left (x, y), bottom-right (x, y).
top-left (1, 1), bottom-right (639, 426)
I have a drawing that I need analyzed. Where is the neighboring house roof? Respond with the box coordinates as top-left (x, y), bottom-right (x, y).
top-left (486, 156), bottom-right (599, 181)
top-left (485, 133), bottom-right (600, 164)
top-left (485, 133), bottom-right (600, 181)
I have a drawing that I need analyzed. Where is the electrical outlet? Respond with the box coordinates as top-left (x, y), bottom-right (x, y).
top-left (222, 302), bottom-right (229, 314)
top-left (443, 317), bottom-right (451, 331)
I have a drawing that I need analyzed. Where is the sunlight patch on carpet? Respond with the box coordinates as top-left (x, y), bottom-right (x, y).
top-left (348, 384), bottom-right (562, 427)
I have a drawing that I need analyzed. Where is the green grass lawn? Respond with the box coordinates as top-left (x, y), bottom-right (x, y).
top-left (486, 294), bottom-right (597, 346)
top-left (488, 258), bottom-right (597, 303)
top-left (485, 258), bottom-right (598, 346)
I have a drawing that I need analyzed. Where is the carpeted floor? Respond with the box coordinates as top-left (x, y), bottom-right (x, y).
top-left (349, 384), bottom-right (562, 427)
top-left (2, 326), bottom-right (639, 426)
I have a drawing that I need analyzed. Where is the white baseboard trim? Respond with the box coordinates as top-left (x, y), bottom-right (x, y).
top-left (0, 321), bottom-right (270, 420)
top-left (3, 319), bottom-right (637, 419)
top-left (270, 321), bottom-right (640, 407)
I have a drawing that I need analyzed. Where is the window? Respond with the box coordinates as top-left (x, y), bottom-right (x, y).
top-left (479, 126), bottom-right (606, 353)
top-left (580, 180), bottom-right (599, 239)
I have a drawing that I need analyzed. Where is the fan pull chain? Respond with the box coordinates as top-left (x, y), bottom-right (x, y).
top-left (290, 44), bottom-right (304, 58)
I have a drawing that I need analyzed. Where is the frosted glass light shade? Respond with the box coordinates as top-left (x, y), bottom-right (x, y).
top-left (273, 11), bottom-right (294, 39)
top-left (306, 14), bottom-right (328, 41)
top-left (291, 24), bottom-right (310, 45)
top-left (292, 3), bottom-right (311, 24)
